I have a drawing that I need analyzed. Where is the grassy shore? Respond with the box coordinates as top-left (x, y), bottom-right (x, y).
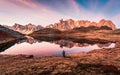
top-left (30, 29), bottom-right (120, 43)
top-left (0, 46), bottom-right (120, 75)
top-left (1, 29), bottom-right (120, 75)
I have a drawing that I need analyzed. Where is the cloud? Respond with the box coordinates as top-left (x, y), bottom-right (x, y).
top-left (64, 0), bottom-right (105, 22)
top-left (102, 0), bottom-right (120, 16)
top-left (0, 0), bottom-right (118, 27)
top-left (14, 0), bottom-right (38, 8)
top-left (111, 14), bottom-right (120, 28)
top-left (89, 0), bottom-right (99, 11)
top-left (0, 0), bottom-right (71, 26)
top-left (79, 11), bottom-right (105, 22)
top-left (67, 0), bottom-right (81, 16)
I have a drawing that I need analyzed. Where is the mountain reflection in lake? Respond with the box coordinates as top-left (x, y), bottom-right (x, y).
top-left (0, 38), bottom-right (115, 57)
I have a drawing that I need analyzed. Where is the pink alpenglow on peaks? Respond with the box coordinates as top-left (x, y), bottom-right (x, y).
top-left (0, 0), bottom-right (120, 28)
top-left (46, 19), bottom-right (116, 31)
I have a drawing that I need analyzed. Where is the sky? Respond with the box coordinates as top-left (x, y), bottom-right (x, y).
top-left (0, 0), bottom-right (120, 28)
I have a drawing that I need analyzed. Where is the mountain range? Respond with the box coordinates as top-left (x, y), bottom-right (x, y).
top-left (46, 19), bottom-right (116, 31)
top-left (4, 23), bottom-right (44, 34)
top-left (1, 19), bottom-right (116, 35)
top-left (0, 19), bottom-right (117, 44)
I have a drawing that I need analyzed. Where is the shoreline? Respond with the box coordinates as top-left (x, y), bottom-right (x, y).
top-left (0, 47), bottom-right (120, 75)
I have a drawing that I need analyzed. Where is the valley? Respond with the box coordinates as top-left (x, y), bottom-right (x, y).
top-left (1, 0), bottom-right (120, 74)
top-left (1, 19), bottom-right (120, 75)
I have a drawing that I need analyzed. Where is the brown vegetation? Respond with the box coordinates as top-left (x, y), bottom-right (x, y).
top-left (0, 30), bottom-right (15, 38)
top-left (30, 26), bottom-right (120, 43)
top-left (0, 54), bottom-right (120, 75)
top-left (0, 30), bottom-right (16, 44)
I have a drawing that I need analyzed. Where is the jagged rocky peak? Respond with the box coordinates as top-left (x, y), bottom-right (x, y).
top-left (25, 23), bottom-right (36, 30)
top-left (98, 19), bottom-right (116, 30)
top-left (26, 23), bottom-right (35, 27)
top-left (46, 19), bottom-right (116, 31)
top-left (13, 23), bottom-right (25, 30)
top-left (35, 25), bottom-right (44, 31)
top-left (4, 23), bottom-right (44, 34)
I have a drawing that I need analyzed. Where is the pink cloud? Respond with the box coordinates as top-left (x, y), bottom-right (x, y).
top-left (0, 0), bottom-right (106, 26)
top-left (67, 0), bottom-right (81, 16)
top-left (102, 0), bottom-right (120, 13)
top-left (111, 14), bottom-right (120, 27)
top-left (7, 0), bottom-right (41, 9)
top-left (0, 0), bottom-right (71, 26)
top-left (89, 0), bottom-right (99, 10)
top-left (15, 0), bottom-right (38, 8)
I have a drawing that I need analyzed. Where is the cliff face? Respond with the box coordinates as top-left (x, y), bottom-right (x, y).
top-left (46, 19), bottom-right (116, 31)
top-left (0, 25), bottom-right (25, 44)
top-left (0, 30), bottom-right (14, 38)
top-left (4, 23), bottom-right (44, 34)
top-left (0, 25), bottom-right (24, 38)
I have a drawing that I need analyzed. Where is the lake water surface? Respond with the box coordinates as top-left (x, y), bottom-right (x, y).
top-left (0, 38), bottom-right (115, 57)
